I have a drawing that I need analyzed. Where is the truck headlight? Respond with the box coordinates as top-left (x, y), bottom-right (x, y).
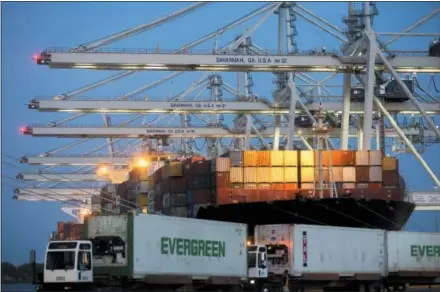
top-left (250, 280), bottom-right (255, 285)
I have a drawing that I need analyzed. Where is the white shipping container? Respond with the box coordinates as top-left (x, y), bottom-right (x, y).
top-left (254, 224), bottom-right (387, 277)
top-left (211, 157), bottom-right (231, 172)
top-left (243, 167), bottom-right (258, 183)
top-left (356, 151), bottom-right (370, 166)
top-left (133, 214), bottom-right (248, 278)
top-left (369, 166), bottom-right (382, 182)
top-left (369, 151), bottom-right (383, 166)
top-left (387, 231), bottom-right (440, 273)
top-left (342, 167), bottom-right (356, 182)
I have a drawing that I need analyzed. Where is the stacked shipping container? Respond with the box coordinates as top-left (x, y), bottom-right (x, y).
top-left (94, 150), bottom-right (404, 219)
top-left (54, 221), bottom-right (85, 240)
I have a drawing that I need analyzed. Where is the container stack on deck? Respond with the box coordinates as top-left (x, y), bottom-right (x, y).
top-left (52, 221), bottom-right (85, 240)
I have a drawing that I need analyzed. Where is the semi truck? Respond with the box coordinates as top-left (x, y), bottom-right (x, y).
top-left (30, 213), bottom-right (440, 292)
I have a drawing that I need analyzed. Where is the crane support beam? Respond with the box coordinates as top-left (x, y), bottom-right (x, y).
top-left (14, 188), bottom-right (100, 200)
top-left (17, 173), bottom-right (109, 182)
top-left (37, 51), bottom-right (440, 73)
top-left (28, 99), bottom-right (440, 114)
top-left (21, 154), bottom-right (178, 166)
top-left (23, 125), bottom-right (438, 139)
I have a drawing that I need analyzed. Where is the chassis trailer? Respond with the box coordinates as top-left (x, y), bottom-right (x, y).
top-left (31, 213), bottom-right (276, 292)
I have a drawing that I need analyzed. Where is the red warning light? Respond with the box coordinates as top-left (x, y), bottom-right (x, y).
top-left (20, 127), bottom-right (26, 134)
top-left (32, 54), bottom-right (40, 62)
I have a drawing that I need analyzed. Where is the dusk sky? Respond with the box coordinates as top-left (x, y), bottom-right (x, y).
top-left (2, 1), bottom-right (440, 265)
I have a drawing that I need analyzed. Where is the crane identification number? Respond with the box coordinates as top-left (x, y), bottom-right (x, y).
top-left (145, 128), bottom-right (197, 134)
top-left (215, 56), bottom-right (288, 65)
top-left (170, 102), bottom-right (227, 109)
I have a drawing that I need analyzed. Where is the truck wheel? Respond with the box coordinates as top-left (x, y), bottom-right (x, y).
top-left (359, 284), bottom-right (366, 292)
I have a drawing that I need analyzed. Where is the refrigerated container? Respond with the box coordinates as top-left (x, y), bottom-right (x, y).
top-left (270, 151), bottom-right (284, 166)
top-left (244, 167), bottom-right (258, 183)
top-left (230, 167), bottom-right (244, 183)
top-left (87, 214), bottom-right (249, 278)
top-left (387, 231), bottom-right (440, 274)
top-left (254, 224), bottom-right (387, 278)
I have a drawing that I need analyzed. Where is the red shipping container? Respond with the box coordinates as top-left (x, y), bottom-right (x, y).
top-left (369, 183), bottom-right (382, 189)
top-left (271, 183), bottom-right (285, 190)
top-left (382, 171), bottom-right (399, 187)
top-left (244, 183), bottom-right (258, 189)
top-left (191, 189), bottom-right (212, 204)
top-left (191, 160), bottom-right (211, 175)
top-left (355, 167), bottom-right (370, 183)
top-left (285, 183), bottom-right (299, 190)
top-left (215, 189), bottom-right (230, 205)
top-left (211, 172), bottom-right (230, 189)
top-left (258, 183), bottom-right (271, 190)
top-left (57, 221), bottom-right (64, 233)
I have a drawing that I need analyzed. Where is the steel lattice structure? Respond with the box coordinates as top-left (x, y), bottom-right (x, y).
top-left (12, 1), bottom-right (440, 219)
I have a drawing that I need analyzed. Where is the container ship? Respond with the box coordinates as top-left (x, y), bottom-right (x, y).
top-left (52, 150), bottom-right (415, 240)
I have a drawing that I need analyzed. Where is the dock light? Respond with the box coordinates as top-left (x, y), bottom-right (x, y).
top-left (137, 158), bottom-right (149, 168)
top-left (98, 166), bottom-right (109, 175)
top-left (247, 240), bottom-right (252, 246)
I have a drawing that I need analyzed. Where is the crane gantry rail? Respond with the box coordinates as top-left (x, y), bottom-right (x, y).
top-left (36, 50), bottom-right (440, 73)
top-left (28, 99), bottom-right (440, 114)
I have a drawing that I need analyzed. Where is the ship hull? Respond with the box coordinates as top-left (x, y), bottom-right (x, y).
top-left (197, 198), bottom-right (415, 233)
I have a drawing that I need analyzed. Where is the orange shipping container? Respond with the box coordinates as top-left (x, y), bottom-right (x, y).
top-left (271, 167), bottom-right (285, 183)
top-left (284, 151), bottom-right (298, 166)
top-left (270, 151), bottom-right (284, 166)
top-left (284, 167), bottom-right (298, 183)
top-left (258, 183), bottom-right (271, 190)
top-left (301, 183), bottom-right (315, 189)
top-left (330, 150), bottom-right (344, 166)
top-left (342, 151), bottom-right (356, 166)
top-left (369, 183), bottom-right (382, 189)
top-left (355, 151), bottom-right (370, 166)
top-left (244, 151), bottom-right (258, 166)
top-left (383, 156), bottom-right (398, 171)
top-left (300, 150), bottom-right (315, 166)
top-left (331, 167), bottom-right (343, 182)
top-left (257, 151), bottom-right (271, 166)
top-left (229, 167), bottom-right (243, 183)
top-left (271, 183), bottom-right (285, 190)
top-left (244, 167), bottom-right (258, 183)
top-left (317, 150), bottom-right (343, 166)
top-left (285, 183), bottom-right (298, 190)
top-left (300, 167), bottom-right (315, 182)
top-left (257, 167), bottom-right (271, 182)
top-left (369, 151), bottom-right (383, 166)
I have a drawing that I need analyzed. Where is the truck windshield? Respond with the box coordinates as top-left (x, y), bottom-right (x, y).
top-left (46, 251), bottom-right (75, 270)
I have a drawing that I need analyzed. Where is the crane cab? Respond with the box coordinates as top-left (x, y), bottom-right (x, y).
top-left (42, 240), bottom-right (93, 290)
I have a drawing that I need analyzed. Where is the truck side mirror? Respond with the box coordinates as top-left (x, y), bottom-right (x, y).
top-left (29, 250), bottom-right (36, 264)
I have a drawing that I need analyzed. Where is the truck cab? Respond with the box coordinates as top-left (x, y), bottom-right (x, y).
top-left (32, 240), bottom-right (94, 291)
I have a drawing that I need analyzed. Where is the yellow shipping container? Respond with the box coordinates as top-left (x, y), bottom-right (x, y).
top-left (284, 167), bottom-right (299, 183)
top-left (170, 162), bottom-right (183, 176)
top-left (284, 151), bottom-right (298, 166)
top-left (257, 167), bottom-right (271, 183)
top-left (383, 156), bottom-right (398, 171)
top-left (300, 150), bottom-right (315, 166)
top-left (230, 167), bottom-right (244, 183)
top-left (271, 167), bottom-right (285, 182)
top-left (270, 151), bottom-right (284, 166)
top-left (136, 194), bottom-right (148, 206)
top-left (244, 167), bottom-right (258, 183)
top-left (244, 151), bottom-right (258, 166)
top-left (300, 167), bottom-right (315, 182)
